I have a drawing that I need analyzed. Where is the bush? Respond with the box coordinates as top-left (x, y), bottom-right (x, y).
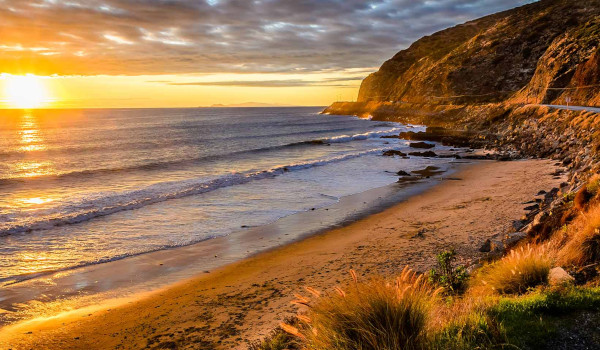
top-left (286, 268), bottom-right (441, 350)
top-left (428, 249), bottom-right (469, 294)
top-left (475, 245), bottom-right (551, 294)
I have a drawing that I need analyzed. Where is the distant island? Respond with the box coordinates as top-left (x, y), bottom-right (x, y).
top-left (204, 102), bottom-right (294, 108)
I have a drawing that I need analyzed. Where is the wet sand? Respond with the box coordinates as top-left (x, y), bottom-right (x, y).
top-left (0, 159), bottom-right (565, 350)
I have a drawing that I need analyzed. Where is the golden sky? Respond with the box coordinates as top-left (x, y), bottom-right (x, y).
top-left (0, 0), bottom-right (533, 108)
top-left (0, 72), bottom-right (363, 108)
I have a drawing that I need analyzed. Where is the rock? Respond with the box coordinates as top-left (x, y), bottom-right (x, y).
top-left (524, 204), bottom-right (539, 211)
top-left (529, 211), bottom-right (549, 232)
top-left (397, 176), bottom-right (421, 183)
top-left (408, 151), bottom-right (437, 157)
top-left (411, 166), bottom-right (445, 177)
top-left (548, 267), bottom-right (575, 286)
top-left (504, 232), bottom-right (527, 248)
top-left (409, 141), bottom-right (435, 149)
top-left (466, 263), bottom-right (483, 274)
top-left (382, 150), bottom-right (407, 157)
top-left (438, 153), bottom-right (462, 159)
top-left (397, 170), bottom-right (411, 176)
top-left (495, 154), bottom-right (513, 161)
top-left (512, 220), bottom-right (525, 231)
top-left (487, 239), bottom-right (505, 258)
top-left (479, 239), bottom-right (492, 252)
top-left (545, 188), bottom-right (560, 202)
top-left (462, 154), bottom-right (493, 160)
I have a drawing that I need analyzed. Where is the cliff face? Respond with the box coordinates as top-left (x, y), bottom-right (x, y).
top-left (358, 0), bottom-right (600, 106)
top-left (323, 0), bottom-right (600, 184)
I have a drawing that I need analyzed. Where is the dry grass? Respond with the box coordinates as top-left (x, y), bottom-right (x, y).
top-left (285, 268), bottom-right (442, 350)
top-left (574, 174), bottom-right (600, 210)
top-left (472, 245), bottom-right (551, 295)
top-left (558, 203), bottom-right (600, 267)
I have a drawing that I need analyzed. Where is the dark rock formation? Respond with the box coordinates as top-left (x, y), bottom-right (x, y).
top-left (382, 150), bottom-right (407, 157)
top-left (409, 142), bottom-right (435, 149)
top-left (411, 166), bottom-right (444, 177)
top-left (408, 151), bottom-right (437, 157)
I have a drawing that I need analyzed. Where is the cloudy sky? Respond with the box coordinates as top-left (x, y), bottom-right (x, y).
top-left (0, 0), bottom-right (534, 107)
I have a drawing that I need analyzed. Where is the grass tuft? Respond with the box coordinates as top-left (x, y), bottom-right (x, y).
top-left (474, 244), bottom-right (551, 294)
top-left (559, 203), bottom-right (600, 266)
top-left (289, 267), bottom-right (440, 350)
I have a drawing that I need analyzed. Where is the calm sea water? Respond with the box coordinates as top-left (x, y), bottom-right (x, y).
top-left (0, 107), bottom-right (453, 285)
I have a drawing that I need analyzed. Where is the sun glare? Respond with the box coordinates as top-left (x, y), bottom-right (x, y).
top-left (4, 75), bottom-right (51, 109)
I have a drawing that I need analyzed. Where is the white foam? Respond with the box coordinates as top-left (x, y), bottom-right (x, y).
top-left (321, 127), bottom-right (406, 143)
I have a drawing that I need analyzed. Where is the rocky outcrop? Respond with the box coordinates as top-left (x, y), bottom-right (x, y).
top-left (323, 0), bottom-right (600, 190)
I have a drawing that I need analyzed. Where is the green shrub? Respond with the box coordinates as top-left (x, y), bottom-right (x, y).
top-left (428, 249), bottom-right (469, 294)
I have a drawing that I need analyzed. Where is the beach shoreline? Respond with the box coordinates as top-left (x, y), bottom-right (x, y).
top-left (0, 158), bottom-right (456, 326)
top-left (0, 159), bottom-right (565, 349)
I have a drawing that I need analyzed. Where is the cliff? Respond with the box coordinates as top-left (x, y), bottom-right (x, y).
top-left (323, 0), bottom-right (600, 183)
top-left (355, 0), bottom-right (600, 106)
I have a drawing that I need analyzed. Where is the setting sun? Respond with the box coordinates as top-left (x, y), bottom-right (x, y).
top-left (4, 75), bottom-right (51, 109)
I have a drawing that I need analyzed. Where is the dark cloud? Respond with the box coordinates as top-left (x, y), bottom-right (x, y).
top-left (0, 0), bottom-right (535, 75)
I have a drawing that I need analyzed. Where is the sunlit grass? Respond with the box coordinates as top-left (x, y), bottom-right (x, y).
top-left (559, 196), bottom-right (600, 267)
top-left (282, 268), bottom-right (442, 350)
top-left (473, 244), bottom-right (551, 295)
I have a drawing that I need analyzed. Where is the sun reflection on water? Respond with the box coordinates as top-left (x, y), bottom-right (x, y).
top-left (14, 251), bottom-right (58, 276)
top-left (18, 114), bottom-right (47, 152)
top-left (14, 160), bottom-right (55, 178)
top-left (12, 113), bottom-right (55, 178)
top-left (21, 197), bottom-right (55, 205)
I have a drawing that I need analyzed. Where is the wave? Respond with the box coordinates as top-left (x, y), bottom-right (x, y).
top-left (0, 126), bottom-right (360, 159)
top-left (0, 127), bottom-right (408, 186)
top-left (319, 127), bottom-right (405, 143)
top-left (0, 147), bottom-right (396, 237)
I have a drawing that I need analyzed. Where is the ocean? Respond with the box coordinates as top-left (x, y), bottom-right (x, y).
top-left (0, 107), bottom-right (456, 290)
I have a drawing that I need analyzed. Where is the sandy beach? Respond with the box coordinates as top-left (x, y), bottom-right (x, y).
top-left (0, 159), bottom-right (565, 350)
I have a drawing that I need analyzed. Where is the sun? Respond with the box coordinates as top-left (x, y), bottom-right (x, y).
top-left (4, 75), bottom-right (51, 109)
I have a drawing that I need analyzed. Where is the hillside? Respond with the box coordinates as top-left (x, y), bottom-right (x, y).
top-left (356, 0), bottom-right (600, 106)
top-left (323, 0), bottom-right (600, 184)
